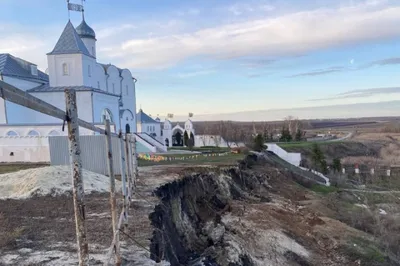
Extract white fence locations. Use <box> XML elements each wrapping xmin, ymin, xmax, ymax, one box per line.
<box><xmin>0</xmin><ymin>136</ymin><xmax>50</xmax><ymax>162</ymax></box>
<box><xmin>49</xmin><ymin>135</ymin><xmax>123</xmax><ymax>175</ymax></box>
<box><xmin>266</xmin><ymin>143</ymin><xmax>301</xmax><ymax>166</ymax></box>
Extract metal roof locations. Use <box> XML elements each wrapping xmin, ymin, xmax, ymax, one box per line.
<box><xmin>137</xmin><ymin>109</ymin><xmax>159</xmax><ymax>124</ymax></box>
<box><xmin>27</xmin><ymin>84</ymin><xmax>120</xmax><ymax>97</ymax></box>
<box><xmin>0</xmin><ymin>54</ymin><xmax>48</xmax><ymax>82</ymax></box>
<box><xmin>47</xmin><ymin>20</ymin><xmax>92</xmax><ymax>57</ymax></box>
<box><xmin>76</xmin><ymin>19</ymin><xmax>96</xmax><ymax>40</ymax></box>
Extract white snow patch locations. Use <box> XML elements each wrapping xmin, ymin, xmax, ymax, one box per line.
<box><xmin>355</xmin><ymin>204</ymin><xmax>368</xmax><ymax>209</ymax></box>
<box><xmin>0</xmin><ymin>166</ymin><xmax>121</xmax><ymax>200</ymax></box>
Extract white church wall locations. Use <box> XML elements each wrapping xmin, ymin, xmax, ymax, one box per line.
<box><xmin>5</xmin><ymin>91</ymin><xmax>93</xmax><ymax>124</ymax></box>
<box><xmin>106</xmin><ymin>65</ymin><xmax>120</xmax><ymax>95</ymax></box>
<box><xmin>0</xmin><ymin>136</ymin><xmax>50</xmax><ymax>162</ymax></box>
<box><xmin>2</xmin><ymin>76</ymin><xmax>42</xmax><ymax>91</ymax></box>
<box><xmin>92</xmin><ymin>92</ymin><xmax>120</xmax><ymax>130</ymax></box>
<box><xmin>95</xmin><ymin>64</ymin><xmax>107</xmax><ymax>91</ymax></box>
<box><xmin>195</xmin><ymin>135</ymin><xmax>228</xmax><ymax>147</ymax></box>
<box><xmin>82</xmin><ymin>55</ymin><xmax>97</xmax><ymax>88</ymax></box>
<box><xmin>81</xmin><ymin>38</ymin><xmax>96</xmax><ymax>58</ymax></box>
<box><xmin>47</xmin><ymin>54</ymin><xmax>84</xmax><ymax>87</ymax></box>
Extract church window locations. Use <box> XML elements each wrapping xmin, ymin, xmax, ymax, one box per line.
<box><xmin>92</xmin><ymin>47</ymin><xmax>95</xmax><ymax>56</ymax></box>
<box><xmin>126</xmin><ymin>85</ymin><xmax>128</xmax><ymax>95</ymax></box>
<box><xmin>112</xmin><ymin>83</ymin><xmax>115</xmax><ymax>93</ymax></box>
<box><xmin>27</xmin><ymin>130</ymin><xmax>40</xmax><ymax>136</ymax></box>
<box><xmin>62</xmin><ymin>63</ymin><xmax>69</xmax><ymax>76</ymax></box>
<box><xmin>101</xmin><ymin>109</ymin><xmax>113</xmax><ymax>123</ymax></box>
<box><xmin>6</xmin><ymin>130</ymin><xmax>19</xmax><ymax>137</ymax></box>
<box><xmin>97</xmin><ymin>81</ymin><xmax>100</xmax><ymax>89</ymax></box>
<box><xmin>88</xmin><ymin>65</ymin><xmax>91</xmax><ymax>77</ymax></box>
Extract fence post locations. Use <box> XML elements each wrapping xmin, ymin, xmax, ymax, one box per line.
<box><xmin>65</xmin><ymin>89</ymin><xmax>89</xmax><ymax>266</ymax></box>
<box><xmin>104</xmin><ymin>119</ymin><xmax>121</xmax><ymax>266</ymax></box>
<box><xmin>131</xmin><ymin>135</ymin><xmax>138</xmax><ymax>189</ymax></box>
<box><xmin>125</xmin><ymin>133</ymin><xmax>133</xmax><ymax>200</ymax></box>
<box><xmin>119</xmin><ymin>131</ymin><xmax>128</xmax><ymax>230</ymax></box>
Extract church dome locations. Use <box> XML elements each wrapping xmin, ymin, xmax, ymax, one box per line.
<box><xmin>76</xmin><ymin>19</ymin><xmax>96</xmax><ymax>39</ymax></box>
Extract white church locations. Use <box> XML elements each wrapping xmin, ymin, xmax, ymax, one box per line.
<box><xmin>0</xmin><ymin>18</ymin><xmax>136</xmax><ymax>135</ymax></box>
<box><xmin>0</xmin><ymin>12</ymin><xmax>175</xmax><ymax>160</ymax></box>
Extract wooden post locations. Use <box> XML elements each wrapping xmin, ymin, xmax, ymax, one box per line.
<box><xmin>131</xmin><ymin>135</ymin><xmax>138</xmax><ymax>189</ymax></box>
<box><xmin>104</xmin><ymin>119</ymin><xmax>121</xmax><ymax>265</ymax></box>
<box><xmin>65</xmin><ymin>89</ymin><xmax>89</xmax><ymax>266</ymax></box>
<box><xmin>125</xmin><ymin>133</ymin><xmax>133</xmax><ymax>200</ymax></box>
<box><xmin>119</xmin><ymin>131</ymin><xmax>129</xmax><ymax>229</ymax></box>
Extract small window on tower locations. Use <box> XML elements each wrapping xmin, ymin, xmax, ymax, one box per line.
<box><xmin>88</xmin><ymin>65</ymin><xmax>91</xmax><ymax>77</ymax></box>
<box><xmin>112</xmin><ymin>83</ymin><xmax>115</xmax><ymax>93</ymax></box>
<box><xmin>92</xmin><ymin>47</ymin><xmax>95</xmax><ymax>56</ymax></box>
<box><xmin>126</xmin><ymin>85</ymin><xmax>128</xmax><ymax>95</ymax></box>
<box><xmin>97</xmin><ymin>81</ymin><xmax>100</xmax><ymax>89</ymax></box>
<box><xmin>62</xmin><ymin>63</ymin><xmax>69</xmax><ymax>76</ymax></box>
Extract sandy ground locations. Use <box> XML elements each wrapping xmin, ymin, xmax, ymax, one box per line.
<box><xmin>0</xmin><ymin>165</ymin><xmax>182</xmax><ymax>266</ymax></box>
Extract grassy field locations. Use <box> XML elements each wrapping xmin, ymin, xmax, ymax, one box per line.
<box><xmin>167</xmin><ymin>146</ymin><xmax>230</xmax><ymax>152</ymax></box>
<box><xmin>138</xmin><ymin>153</ymin><xmax>244</xmax><ymax>167</ymax></box>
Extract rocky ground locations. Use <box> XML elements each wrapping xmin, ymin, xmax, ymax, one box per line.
<box><xmin>1</xmin><ymin>156</ymin><xmax>399</xmax><ymax>266</ymax></box>
<box><xmin>149</xmin><ymin>155</ymin><xmax>400</xmax><ymax>266</ymax></box>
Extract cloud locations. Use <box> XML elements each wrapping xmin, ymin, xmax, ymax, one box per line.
<box><xmin>365</xmin><ymin>57</ymin><xmax>400</xmax><ymax>67</ymax></box>
<box><xmin>289</xmin><ymin>66</ymin><xmax>345</xmax><ymax>77</ymax></box>
<box><xmin>290</xmin><ymin>56</ymin><xmax>400</xmax><ymax>78</ymax></box>
<box><xmin>309</xmin><ymin>87</ymin><xmax>400</xmax><ymax>101</ymax></box>
<box><xmin>104</xmin><ymin>2</ymin><xmax>400</xmax><ymax>69</ymax></box>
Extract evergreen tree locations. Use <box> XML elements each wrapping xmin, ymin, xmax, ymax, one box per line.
<box><xmin>332</xmin><ymin>158</ymin><xmax>342</xmax><ymax>172</ymax></box>
<box><xmin>295</xmin><ymin>129</ymin><xmax>303</xmax><ymax>141</ymax></box>
<box><xmin>253</xmin><ymin>134</ymin><xmax>265</xmax><ymax>152</ymax></box>
<box><xmin>280</xmin><ymin>127</ymin><xmax>292</xmax><ymax>142</ymax></box>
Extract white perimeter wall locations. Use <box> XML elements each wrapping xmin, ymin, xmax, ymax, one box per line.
<box><xmin>266</xmin><ymin>143</ymin><xmax>301</xmax><ymax>166</ymax></box>
<box><xmin>0</xmin><ymin>124</ymin><xmax>116</xmax><ymax>163</ymax></box>
<box><xmin>0</xmin><ymin>136</ymin><xmax>50</xmax><ymax>162</ymax></box>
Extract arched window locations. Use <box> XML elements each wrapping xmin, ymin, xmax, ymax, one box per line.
<box><xmin>112</xmin><ymin>83</ymin><xmax>115</xmax><ymax>93</ymax></box>
<box><xmin>97</xmin><ymin>81</ymin><xmax>100</xmax><ymax>89</ymax></box>
<box><xmin>6</xmin><ymin>130</ymin><xmax>19</xmax><ymax>137</ymax></box>
<box><xmin>48</xmin><ymin>130</ymin><xmax>60</xmax><ymax>136</ymax></box>
<box><xmin>62</xmin><ymin>63</ymin><xmax>69</xmax><ymax>76</ymax></box>
<box><xmin>92</xmin><ymin>47</ymin><xmax>95</xmax><ymax>56</ymax></box>
<box><xmin>126</xmin><ymin>85</ymin><xmax>129</xmax><ymax>96</ymax></box>
<box><xmin>101</xmin><ymin>109</ymin><xmax>113</xmax><ymax>123</ymax></box>
<box><xmin>27</xmin><ymin>130</ymin><xmax>40</xmax><ymax>136</ymax></box>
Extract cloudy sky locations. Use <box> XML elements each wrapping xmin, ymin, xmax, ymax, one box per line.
<box><xmin>1</xmin><ymin>0</ymin><xmax>400</xmax><ymax>120</ymax></box>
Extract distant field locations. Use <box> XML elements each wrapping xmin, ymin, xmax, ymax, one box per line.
<box><xmin>309</xmin><ymin>121</ymin><xmax>378</xmax><ymax>129</ymax></box>
<box><xmin>278</xmin><ymin>141</ymin><xmax>343</xmax><ymax>149</ymax></box>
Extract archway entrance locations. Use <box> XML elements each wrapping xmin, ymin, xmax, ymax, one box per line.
<box><xmin>172</xmin><ymin>131</ymin><xmax>183</xmax><ymax>146</ymax></box>
<box><xmin>125</xmin><ymin>123</ymin><xmax>131</xmax><ymax>133</ymax></box>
